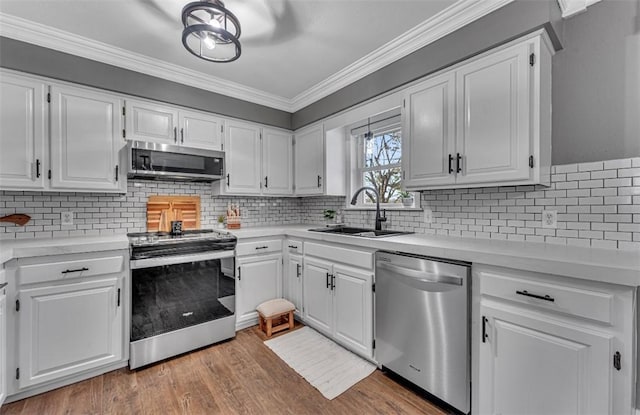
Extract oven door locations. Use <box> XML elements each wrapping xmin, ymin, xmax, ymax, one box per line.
<box><xmin>130</xmin><ymin>251</ymin><xmax>235</xmax><ymax>343</ymax></box>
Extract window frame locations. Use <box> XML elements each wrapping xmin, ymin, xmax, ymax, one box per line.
<box><xmin>351</xmin><ymin>122</ymin><xmax>419</xmax><ymax>209</ymax></box>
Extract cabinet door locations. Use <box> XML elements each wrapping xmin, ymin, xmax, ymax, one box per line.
<box><xmin>125</xmin><ymin>100</ymin><xmax>179</xmax><ymax>144</ymax></box>
<box><xmin>262</xmin><ymin>128</ymin><xmax>293</xmax><ymax>195</ymax></box>
<box><xmin>332</xmin><ymin>265</ymin><xmax>373</xmax><ymax>358</ymax></box>
<box><xmin>402</xmin><ymin>73</ymin><xmax>456</xmax><ymax>189</ymax></box>
<box><xmin>18</xmin><ymin>277</ymin><xmax>123</xmax><ymax>388</ymax></box>
<box><xmin>236</xmin><ymin>254</ymin><xmax>282</xmax><ymax>326</ymax></box>
<box><xmin>479</xmin><ymin>304</ymin><xmax>612</xmax><ymax>415</ymax></box>
<box><xmin>302</xmin><ymin>258</ymin><xmax>333</xmax><ymax>336</ymax></box>
<box><xmin>224</xmin><ymin>120</ymin><xmax>261</xmax><ymax>194</ymax></box>
<box><xmin>179</xmin><ymin>109</ymin><xmax>223</xmax><ymax>151</ymax></box>
<box><xmin>50</xmin><ymin>85</ymin><xmax>124</xmax><ymax>192</ymax></box>
<box><xmin>0</xmin><ymin>73</ymin><xmax>47</xmax><ymax>190</ymax></box>
<box><xmin>0</xmin><ymin>289</ymin><xmax>5</xmax><ymax>406</ymax></box>
<box><xmin>294</xmin><ymin>125</ymin><xmax>324</xmax><ymax>195</ymax></box>
<box><xmin>285</xmin><ymin>254</ymin><xmax>303</xmax><ymax>315</ymax></box>
<box><xmin>456</xmin><ymin>42</ymin><xmax>532</xmax><ymax>185</ymax></box>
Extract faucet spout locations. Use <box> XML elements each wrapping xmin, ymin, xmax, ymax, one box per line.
<box><xmin>350</xmin><ymin>186</ymin><xmax>387</xmax><ymax>230</ymax></box>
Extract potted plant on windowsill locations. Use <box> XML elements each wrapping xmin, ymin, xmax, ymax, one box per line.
<box><xmin>399</xmin><ymin>191</ymin><xmax>414</xmax><ymax>207</ymax></box>
<box><xmin>323</xmin><ymin>209</ymin><xmax>336</xmax><ymax>224</ymax></box>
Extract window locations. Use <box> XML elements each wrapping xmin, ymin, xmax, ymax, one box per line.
<box><xmin>348</xmin><ymin>109</ymin><xmax>418</xmax><ymax>209</ymax></box>
<box><xmin>359</xmin><ymin>126</ymin><xmax>403</xmax><ymax>205</ymax></box>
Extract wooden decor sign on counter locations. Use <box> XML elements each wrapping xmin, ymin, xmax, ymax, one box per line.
<box><xmin>147</xmin><ymin>196</ymin><xmax>201</xmax><ymax>232</ymax></box>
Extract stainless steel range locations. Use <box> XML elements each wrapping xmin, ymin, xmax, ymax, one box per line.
<box><xmin>128</xmin><ymin>229</ymin><xmax>236</xmax><ymax>369</ymax></box>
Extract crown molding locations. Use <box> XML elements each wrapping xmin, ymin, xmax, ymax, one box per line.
<box><xmin>0</xmin><ymin>12</ymin><xmax>293</xmax><ymax>111</ymax></box>
<box><xmin>0</xmin><ymin>0</ymin><xmax>514</xmax><ymax>113</ymax></box>
<box><xmin>556</xmin><ymin>0</ymin><xmax>601</xmax><ymax>18</ymax></box>
<box><xmin>289</xmin><ymin>0</ymin><xmax>514</xmax><ymax>112</ymax></box>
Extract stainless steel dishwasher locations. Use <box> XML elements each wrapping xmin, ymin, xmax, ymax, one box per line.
<box><xmin>375</xmin><ymin>251</ymin><xmax>470</xmax><ymax>414</ymax></box>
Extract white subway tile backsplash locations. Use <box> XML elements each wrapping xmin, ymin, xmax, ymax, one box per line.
<box><xmin>2</xmin><ymin>157</ymin><xmax>639</xmax><ymax>251</ymax></box>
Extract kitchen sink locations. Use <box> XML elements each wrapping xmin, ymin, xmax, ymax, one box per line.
<box><xmin>308</xmin><ymin>226</ymin><xmax>413</xmax><ymax>238</ymax></box>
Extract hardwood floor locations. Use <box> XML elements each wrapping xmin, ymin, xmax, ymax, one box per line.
<box><xmin>1</xmin><ymin>324</ymin><xmax>448</xmax><ymax>415</ymax></box>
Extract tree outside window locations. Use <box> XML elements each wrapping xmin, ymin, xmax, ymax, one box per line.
<box><xmin>360</xmin><ymin>127</ymin><xmax>403</xmax><ymax>204</ymax></box>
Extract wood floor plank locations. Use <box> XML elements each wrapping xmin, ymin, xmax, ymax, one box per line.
<box><xmin>1</xmin><ymin>325</ymin><xmax>448</xmax><ymax>415</ymax></box>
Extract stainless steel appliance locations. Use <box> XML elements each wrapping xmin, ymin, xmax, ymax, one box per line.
<box><xmin>127</xmin><ymin>140</ymin><xmax>224</xmax><ymax>182</ymax></box>
<box><xmin>375</xmin><ymin>251</ymin><xmax>471</xmax><ymax>414</ymax></box>
<box><xmin>128</xmin><ymin>229</ymin><xmax>236</xmax><ymax>369</ymax></box>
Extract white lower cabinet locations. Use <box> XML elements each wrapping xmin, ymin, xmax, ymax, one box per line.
<box><xmin>475</xmin><ymin>265</ymin><xmax>635</xmax><ymax>415</ymax></box>
<box><xmin>285</xmin><ymin>254</ymin><xmax>303</xmax><ymax>316</ymax></box>
<box><xmin>302</xmin><ymin>245</ymin><xmax>373</xmax><ymax>359</ymax></box>
<box><xmin>7</xmin><ymin>251</ymin><xmax>128</xmax><ymax>398</ymax></box>
<box><xmin>236</xmin><ymin>241</ymin><xmax>282</xmax><ymax>330</ymax></box>
<box><xmin>302</xmin><ymin>258</ymin><xmax>333</xmax><ymax>335</ymax></box>
<box><xmin>479</xmin><ymin>302</ymin><xmax>612</xmax><ymax>415</ymax></box>
<box><xmin>18</xmin><ymin>277</ymin><xmax>123</xmax><ymax>388</ymax></box>
<box><xmin>0</xmin><ymin>269</ymin><xmax>6</xmax><ymax>406</ymax></box>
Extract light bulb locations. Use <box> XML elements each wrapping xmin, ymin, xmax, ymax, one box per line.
<box><xmin>203</xmin><ymin>35</ymin><xmax>216</xmax><ymax>50</ymax></box>
<box><xmin>209</xmin><ymin>18</ymin><xmax>221</xmax><ymax>29</ymax></box>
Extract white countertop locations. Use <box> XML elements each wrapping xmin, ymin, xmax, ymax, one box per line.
<box><xmin>0</xmin><ymin>234</ymin><xmax>130</xmax><ymax>265</ymax></box>
<box><xmin>229</xmin><ymin>225</ymin><xmax>640</xmax><ymax>287</ymax></box>
<box><xmin>1</xmin><ymin>226</ymin><xmax>637</xmax><ymax>286</ymax></box>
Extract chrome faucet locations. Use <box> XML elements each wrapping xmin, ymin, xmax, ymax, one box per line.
<box><xmin>350</xmin><ymin>186</ymin><xmax>387</xmax><ymax>230</ymax></box>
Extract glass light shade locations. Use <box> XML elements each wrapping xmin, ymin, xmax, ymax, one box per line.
<box><xmin>181</xmin><ymin>0</ymin><xmax>241</xmax><ymax>63</ymax></box>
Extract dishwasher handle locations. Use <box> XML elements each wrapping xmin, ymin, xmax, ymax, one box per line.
<box><xmin>377</xmin><ymin>261</ymin><xmax>463</xmax><ymax>290</ymax></box>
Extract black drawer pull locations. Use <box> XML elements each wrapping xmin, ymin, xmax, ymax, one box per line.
<box><xmin>448</xmin><ymin>154</ymin><xmax>454</xmax><ymax>174</ymax></box>
<box><xmin>516</xmin><ymin>290</ymin><xmax>554</xmax><ymax>302</ymax></box>
<box><xmin>255</xmin><ymin>246</ymin><xmax>269</xmax><ymax>250</ymax></box>
<box><xmin>326</xmin><ymin>272</ymin><xmax>331</xmax><ymax>288</ymax></box>
<box><xmin>61</xmin><ymin>267</ymin><xmax>89</xmax><ymax>274</ymax></box>
<box><xmin>288</xmin><ymin>245</ymin><xmax>298</xmax><ymax>249</ymax></box>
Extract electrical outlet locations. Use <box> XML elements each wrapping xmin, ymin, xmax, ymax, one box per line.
<box><xmin>424</xmin><ymin>208</ymin><xmax>433</xmax><ymax>224</ymax></box>
<box><xmin>61</xmin><ymin>211</ymin><xmax>74</xmax><ymax>226</ymax></box>
<box><xmin>542</xmin><ymin>210</ymin><xmax>557</xmax><ymax>229</ymax></box>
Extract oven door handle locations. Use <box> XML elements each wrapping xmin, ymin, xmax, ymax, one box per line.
<box><xmin>131</xmin><ymin>250</ymin><xmax>234</xmax><ymax>269</ymax></box>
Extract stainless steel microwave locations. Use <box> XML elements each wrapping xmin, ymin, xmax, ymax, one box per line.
<box><xmin>127</xmin><ymin>140</ymin><xmax>224</xmax><ymax>182</ymax></box>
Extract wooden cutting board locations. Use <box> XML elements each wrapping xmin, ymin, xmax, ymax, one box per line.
<box><xmin>147</xmin><ymin>196</ymin><xmax>200</xmax><ymax>232</ymax></box>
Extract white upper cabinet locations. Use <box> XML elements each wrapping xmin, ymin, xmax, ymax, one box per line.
<box><xmin>455</xmin><ymin>42</ymin><xmax>532</xmax><ymax>185</ymax></box>
<box><xmin>50</xmin><ymin>85</ymin><xmax>124</xmax><ymax>192</ymax></box>
<box><xmin>0</xmin><ymin>70</ymin><xmax>126</xmax><ymax>193</ymax></box>
<box><xmin>125</xmin><ymin>100</ymin><xmax>179</xmax><ymax>145</ymax></box>
<box><xmin>402</xmin><ymin>73</ymin><xmax>456</xmax><ymax>188</ymax></box>
<box><xmin>178</xmin><ymin>109</ymin><xmax>223</xmax><ymax>151</ymax></box>
<box><xmin>402</xmin><ymin>31</ymin><xmax>553</xmax><ymax>190</ymax></box>
<box><xmin>223</xmin><ymin>120</ymin><xmax>262</xmax><ymax>194</ymax></box>
<box><xmin>125</xmin><ymin>100</ymin><xmax>224</xmax><ymax>151</ymax></box>
<box><xmin>0</xmin><ymin>73</ymin><xmax>47</xmax><ymax>190</ymax></box>
<box><xmin>294</xmin><ymin>124</ymin><xmax>325</xmax><ymax>195</ymax></box>
<box><xmin>214</xmin><ymin>121</ymin><xmax>294</xmax><ymax>196</ymax></box>
<box><xmin>262</xmin><ymin>128</ymin><xmax>293</xmax><ymax>195</ymax></box>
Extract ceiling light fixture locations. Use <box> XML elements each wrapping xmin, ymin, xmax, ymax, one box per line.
<box><xmin>181</xmin><ymin>0</ymin><xmax>241</xmax><ymax>63</ymax></box>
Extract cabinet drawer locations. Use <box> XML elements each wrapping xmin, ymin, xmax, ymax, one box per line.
<box><xmin>18</xmin><ymin>255</ymin><xmax>125</xmax><ymax>285</ymax></box>
<box><xmin>285</xmin><ymin>240</ymin><xmax>302</xmax><ymax>255</ymax></box>
<box><xmin>480</xmin><ymin>270</ymin><xmax>613</xmax><ymax>324</ymax></box>
<box><xmin>305</xmin><ymin>242</ymin><xmax>373</xmax><ymax>269</ymax></box>
<box><xmin>236</xmin><ymin>239</ymin><xmax>282</xmax><ymax>256</ymax></box>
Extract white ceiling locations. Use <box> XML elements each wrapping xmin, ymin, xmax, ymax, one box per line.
<box><xmin>0</xmin><ymin>0</ymin><xmax>511</xmax><ymax>111</ymax></box>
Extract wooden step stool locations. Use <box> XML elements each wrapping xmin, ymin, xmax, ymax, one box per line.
<box><xmin>257</xmin><ymin>298</ymin><xmax>295</xmax><ymax>338</ymax></box>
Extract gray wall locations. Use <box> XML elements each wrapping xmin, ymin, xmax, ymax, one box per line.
<box><xmin>552</xmin><ymin>0</ymin><xmax>640</xmax><ymax>164</ymax></box>
<box><xmin>0</xmin><ymin>37</ymin><xmax>292</xmax><ymax>129</ymax></box>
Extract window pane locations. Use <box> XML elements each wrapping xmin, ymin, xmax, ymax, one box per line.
<box><xmin>362</xmin><ymin>168</ymin><xmax>402</xmax><ymax>204</ymax></box>
<box><xmin>364</xmin><ymin>130</ymin><xmax>401</xmax><ymax>168</ymax></box>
